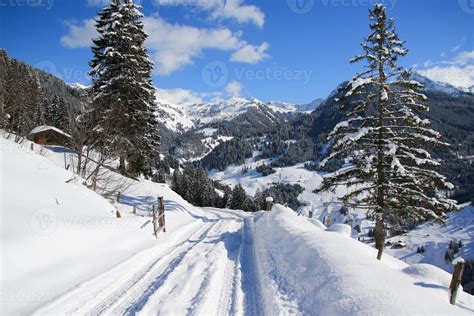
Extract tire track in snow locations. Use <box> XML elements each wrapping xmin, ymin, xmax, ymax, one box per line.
<box><xmin>34</xmin><ymin>208</ymin><xmax>265</xmax><ymax>316</ymax></box>
<box><xmin>128</xmin><ymin>217</ymin><xmax>242</xmax><ymax>315</ymax></box>
<box><xmin>32</xmin><ymin>220</ymin><xmax>210</xmax><ymax>315</ymax></box>
<box><xmin>102</xmin><ymin>220</ymin><xmax>222</xmax><ymax>315</ymax></box>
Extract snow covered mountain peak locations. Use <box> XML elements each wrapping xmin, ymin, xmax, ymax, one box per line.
<box><xmin>154</xmin><ymin>91</ymin><xmax>319</xmax><ymax>132</ymax></box>
<box><xmin>411</xmin><ymin>72</ymin><xmax>472</xmax><ymax>96</ymax></box>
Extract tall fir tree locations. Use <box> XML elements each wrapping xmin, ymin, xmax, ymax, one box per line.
<box><xmin>89</xmin><ymin>0</ymin><xmax>158</xmax><ymax>176</ymax></box>
<box><xmin>315</xmin><ymin>4</ymin><xmax>456</xmax><ymax>259</ymax></box>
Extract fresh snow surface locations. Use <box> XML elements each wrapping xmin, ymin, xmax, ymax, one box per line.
<box><xmin>210</xmin><ymin>157</ymin><xmax>474</xmax><ymax>276</ymax></box>
<box><xmin>2</xmin><ymin>135</ymin><xmax>473</xmax><ymax>315</ymax></box>
<box><xmin>254</xmin><ymin>204</ymin><xmax>473</xmax><ymax>315</ymax></box>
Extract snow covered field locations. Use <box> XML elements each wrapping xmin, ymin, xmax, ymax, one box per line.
<box><xmin>1</xmin><ymin>135</ymin><xmax>473</xmax><ymax>315</ymax></box>
<box><xmin>210</xmin><ymin>158</ymin><xmax>474</xmax><ymax>276</ymax></box>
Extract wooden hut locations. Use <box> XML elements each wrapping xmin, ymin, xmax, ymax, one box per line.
<box><xmin>29</xmin><ymin>126</ymin><xmax>71</xmax><ymax>146</ymax></box>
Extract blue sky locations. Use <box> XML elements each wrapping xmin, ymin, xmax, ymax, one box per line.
<box><xmin>1</xmin><ymin>0</ymin><xmax>472</xmax><ymax>104</ymax></box>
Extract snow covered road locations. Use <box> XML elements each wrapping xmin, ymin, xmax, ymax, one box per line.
<box><xmin>33</xmin><ymin>208</ymin><xmax>265</xmax><ymax>316</ymax></box>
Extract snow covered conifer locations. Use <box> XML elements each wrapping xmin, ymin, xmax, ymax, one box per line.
<box><xmin>229</xmin><ymin>184</ymin><xmax>247</xmax><ymax>210</ymax></box>
<box><xmin>89</xmin><ymin>0</ymin><xmax>158</xmax><ymax>176</ymax></box>
<box><xmin>315</xmin><ymin>4</ymin><xmax>456</xmax><ymax>259</ymax></box>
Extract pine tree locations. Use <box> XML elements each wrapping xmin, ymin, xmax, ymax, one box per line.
<box><xmin>315</xmin><ymin>4</ymin><xmax>456</xmax><ymax>260</ymax></box>
<box><xmin>229</xmin><ymin>184</ymin><xmax>247</xmax><ymax>210</ymax></box>
<box><xmin>89</xmin><ymin>0</ymin><xmax>158</xmax><ymax>176</ymax></box>
<box><xmin>221</xmin><ymin>186</ymin><xmax>232</xmax><ymax>209</ymax></box>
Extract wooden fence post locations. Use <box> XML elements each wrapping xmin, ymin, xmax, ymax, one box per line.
<box><xmin>133</xmin><ymin>205</ymin><xmax>136</xmax><ymax>215</ymax></box>
<box><xmin>265</xmin><ymin>197</ymin><xmax>273</xmax><ymax>211</ymax></box>
<box><xmin>117</xmin><ymin>192</ymin><xmax>121</xmax><ymax>203</ymax></box>
<box><xmin>158</xmin><ymin>196</ymin><xmax>166</xmax><ymax>233</ymax></box>
<box><xmin>450</xmin><ymin>258</ymin><xmax>465</xmax><ymax>305</ymax></box>
<box><xmin>152</xmin><ymin>204</ymin><xmax>158</xmax><ymax>238</ymax></box>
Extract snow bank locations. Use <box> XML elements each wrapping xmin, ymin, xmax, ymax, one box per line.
<box><xmin>326</xmin><ymin>223</ymin><xmax>352</xmax><ymax>237</ymax></box>
<box><xmin>0</xmin><ymin>136</ymin><xmax>201</xmax><ymax>315</ymax></box>
<box><xmin>253</xmin><ymin>204</ymin><xmax>473</xmax><ymax>315</ymax></box>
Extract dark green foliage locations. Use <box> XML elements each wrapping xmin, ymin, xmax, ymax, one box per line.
<box><xmin>200</xmin><ymin>137</ymin><xmax>254</xmax><ymax>171</ymax></box>
<box><xmin>445</xmin><ymin>250</ymin><xmax>454</xmax><ymax>263</ymax></box>
<box><xmin>315</xmin><ymin>5</ymin><xmax>456</xmax><ymax>237</ymax></box>
<box><xmin>259</xmin><ymin>183</ymin><xmax>304</xmax><ymax>211</ymax></box>
<box><xmin>256</xmin><ymin>164</ymin><xmax>276</xmax><ymax>176</ymax></box>
<box><xmin>416</xmin><ymin>245</ymin><xmax>425</xmax><ymax>253</ymax></box>
<box><xmin>170</xmin><ymin>164</ymin><xmax>229</xmax><ymax>208</ymax></box>
<box><xmin>209</xmin><ymin>106</ymin><xmax>288</xmax><ymax>137</ymax></box>
<box><xmin>0</xmin><ymin>49</ymin><xmax>86</xmax><ymax>136</ymax></box>
<box><xmin>229</xmin><ymin>184</ymin><xmax>247</xmax><ymax>210</ymax></box>
<box><xmin>88</xmin><ymin>1</ymin><xmax>158</xmax><ymax>176</ymax></box>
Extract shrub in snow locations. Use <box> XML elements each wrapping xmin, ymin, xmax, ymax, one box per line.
<box><xmin>453</xmin><ymin>243</ymin><xmax>460</xmax><ymax>255</ymax></box>
<box><xmin>445</xmin><ymin>250</ymin><xmax>454</xmax><ymax>263</ymax></box>
<box><xmin>367</xmin><ymin>228</ymin><xmax>374</xmax><ymax>238</ymax></box>
<box><xmin>354</xmin><ymin>224</ymin><xmax>361</xmax><ymax>233</ymax></box>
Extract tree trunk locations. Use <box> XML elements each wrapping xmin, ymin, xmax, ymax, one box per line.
<box><xmin>374</xmin><ymin>217</ymin><xmax>386</xmax><ymax>260</ymax></box>
<box><xmin>119</xmin><ymin>156</ymin><xmax>126</xmax><ymax>175</ymax></box>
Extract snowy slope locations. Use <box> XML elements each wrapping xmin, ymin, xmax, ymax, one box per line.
<box><xmin>0</xmin><ymin>136</ymin><xmax>204</xmax><ymax>315</ymax></box>
<box><xmin>385</xmin><ymin>205</ymin><xmax>474</xmax><ymax>272</ymax></box>
<box><xmin>3</xmin><ymin>135</ymin><xmax>473</xmax><ymax>315</ymax></box>
<box><xmin>254</xmin><ymin>204</ymin><xmax>474</xmax><ymax>315</ymax></box>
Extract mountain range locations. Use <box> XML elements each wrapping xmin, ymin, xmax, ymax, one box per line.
<box><xmin>2</xmin><ymin>49</ymin><xmax>473</xmax><ymax>202</ymax></box>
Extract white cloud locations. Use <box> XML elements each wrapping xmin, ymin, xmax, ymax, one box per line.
<box><xmin>230</xmin><ymin>42</ymin><xmax>269</xmax><ymax>64</ymax></box>
<box><xmin>211</xmin><ymin>0</ymin><xmax>265</xmax><ymax>28</ymax></box>
<box><xmin>224</xmin><ymin>81</ymin><xmax>243</xmax><ymax>97</ymax></box>
<box><xmin>143</xmin><ymin>16</ymin><xmax>245</xmax><ymax>74</ymax></box>
<box><xmin>156</xmin><ymin>0</ymin><xmax>265</xmax><ymax>28</ymax></box>
<box><xmin>156</xmin><ymin>87</ymin><xmax>224</xmax><ymax>105</ymax></box>
<box><xmin>60</xmin><ymin>19</ymin><xmax>97</xmax><ymax>48</ymax></box>
<box><xmin>156</xmin><ymin>87</ymin><xmax>205</xmax><ymax>105</ymax></box>
<box><xmin>455</xmin><ymin>51</ymin><xmax>474</xmax><ymax>65</ymax></box>
<box><xmin>61</xmin><ymin>16</ymin><xmax>269</xmax><ymax>75</ymax></box>
<box><xmin>418</xmin><ymin>50</ymin><xmax>474</xmax><ymax>89</ymax></box>
<box><xmin>419</xmin><ymin>65</ymin><xmax>474</xmax><ymax>89</ymax></box>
